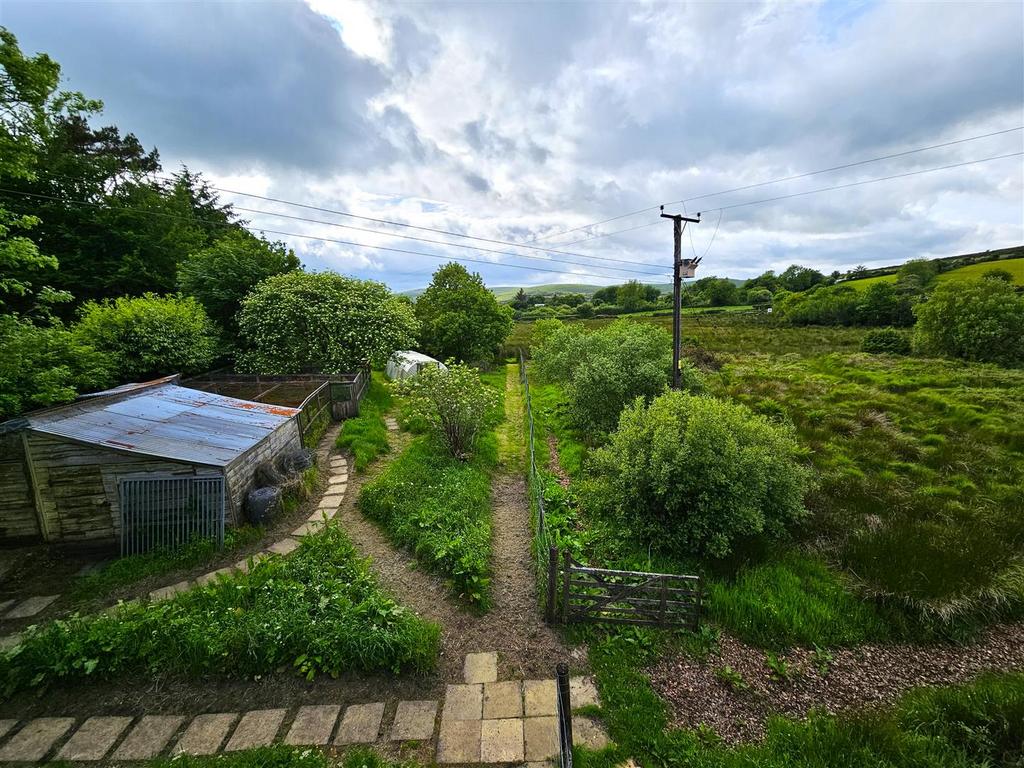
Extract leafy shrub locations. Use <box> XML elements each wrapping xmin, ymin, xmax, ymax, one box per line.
<box><xmin>0</xmin><ymin>525</ymin><xmax>439</xmax><ymax>697</ymax></box>
<box><xmin>533</xmin><ymin>319</ymin><xmax>688</xmax><ymax>434</ymax></box>
<box><xmin>359</xmin><ymin>437</ymin><xmax>493</xmax><ymax>609</ymax></box>
<box><xmin>414</xmin><ymin>262</ymin><xmax>514</xmax><ymax>363</ymax></box>
<box><xmin>336</xmin><ymin>374</ymin><xmax>391</xmax><ymax>471</ymax></box>
<box><xmin>393</xmin><ymin>362</ymin><xmax>498</xmax><ymax>459</ymax></box>
<box><xmin>0</xmin><ymin>314</ymin><xmax>112</xmax><ymax>419</ymax></box>
<box><xmin>177</xmin><ymin>230</ymin><xmax>299</xmax><ymax>339</ymax></box>
<box><xmin>72</xmin><ymin>293</ymin><xmax>218</xmax><ymax>381</ymax></box>
<box><xmin>778</xmin><ymin>283</ymin><xmax>914</xmax><ymax>327</ymax></box>
<box><xmin>913</xmin><ymin>278</ymin><xmax>1024</xmax><ymax>365</ymax></box>
<box><xmin>588</xmin><ymin>391</ymin><xmax>811</xmax><ymax>558</ymax></box>
<box><xmin>236</xmin><ymin>271</ymin><xmax>418</xmax><ymax>374</ymax></box>
<box><xmin>860</xmin><ymin>327</ymin><xmax>912</xmax><ymax>355</ymax></box>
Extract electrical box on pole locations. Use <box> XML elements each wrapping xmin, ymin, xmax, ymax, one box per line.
<box><xmin>660</xmin><ymin>205</ymin><xmax>700</xmax><ymax>390</ymax></box>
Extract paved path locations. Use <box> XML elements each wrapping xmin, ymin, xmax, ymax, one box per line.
<box><xmin>0</xmin><ymin>652</ymin><xmax>608</xmax><ymax>764</ymax></box>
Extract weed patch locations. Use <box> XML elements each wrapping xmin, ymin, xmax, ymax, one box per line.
<box><xmin>359</xmin><ymin>436</ymin><xmax>495</xmax><ymax>610</ymax></box>
<box><xmin>337</xmin><ymin>373</ymin><xmax>392</xmax><ymax>471</ymax></box>
<box><xmin>1</xmin><ymin>525</ymin><xmax>439</xmax><ymax>698</ymax></box>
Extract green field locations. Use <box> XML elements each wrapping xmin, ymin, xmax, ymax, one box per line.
<box><xmin>841</xmin><ymin>257</ymin><xmax>1024</xmax><ymax>290</ymax></box>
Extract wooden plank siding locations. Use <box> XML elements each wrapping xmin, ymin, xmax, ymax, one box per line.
<box><xmin>0</xmin><ymin>434</ymin><xmax>39</xmax><ymax>541</ymax></box>
<box><xmin>224</xmin><ymin>419</ymin><xmax>302</xmax><ymax>524</ymax></box>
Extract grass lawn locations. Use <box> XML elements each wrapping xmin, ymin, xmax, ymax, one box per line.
<box><xmin>0</xmin><ymin>524</ymin><xmax>439</xmax><ymax>698</ymax></box>
<box><xmin>840</xmin><ymin>257</ymin><xmax>1024</xmax><ymax>290</ymax></box>
<box><xmin>336</xmin><ymin>372</ymin><xmax>392</xmax><ymax>471</ymax></box>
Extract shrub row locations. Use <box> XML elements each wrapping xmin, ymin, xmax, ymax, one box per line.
<box><xmin>359</xmin><ymin>436</ymin><xmax>494</xmax><ymax>609</ymax></box>
<box><xmin>0</xmin><ymin>525</ymin><xmax>439</xmax><ymax>698</ymax></box>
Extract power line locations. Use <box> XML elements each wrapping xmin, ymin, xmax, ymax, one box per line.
<box><xmin>0</xmin><ymin>186</ymin><xmax>667</xmax><ymax>282</ymax></box>
<box><xmin>529</xmin><ymin>125</ymin><xmax>1024</xmax><ymax>243</ymax></box>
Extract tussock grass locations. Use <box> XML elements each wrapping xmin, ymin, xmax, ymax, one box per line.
<box><xmin>336</xmin><ymin>372</ymin><xmax>392</xmax><ymax>471</ymax></box>
<box><xmin>359</xmin><ymin>435</ymin><xmax>495</xmax><ymax>610</ymax></box>
<box><xmin>0</xmin><ymin>525</ymin><xmax>439</xmax><ymax>698</ymax></box>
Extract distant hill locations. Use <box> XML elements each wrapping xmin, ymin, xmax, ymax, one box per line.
<box><xmin>840</xmin><ymin>246</ymin><xmax>1024</xmax><ymax>289</ymax></box>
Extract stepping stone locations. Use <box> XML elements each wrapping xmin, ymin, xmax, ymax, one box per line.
<box><xmin>149</xmin><ymin>581</ymin><xmax>190</xmax><ymax>602</ymax></box>
<box><xmin>268</xmin><ymin>538</ymin><xmax>300</xmax><ymax>556</ymax></box>
<box><xmin>57</xmin><ymin>716</ymin><xmax>132</xmax><ymax>761</ymax></box>
<box><xmin>225</xmin><ymin>709</ymin><xmax>286</xmax><ymax>751</ymax></box>
<box><xmin>0</xmin><ymin>635</ymin><xmax>22</xmax><ymax>652</ymax></box>
<box><xmin>481</xmin><ymin>718</ymin><xmax>524</xmax><ymax>763</ymax></box>
<box><xmin>572</xmin><ymin>716</ymin><xmax>610</xmax><ymax>750</ymax></box>
<box><xmin>285</xmin><ymin>705</ymin><xmax>340</xmax><ymax>745</ymax></box>
<box><xmin>436</xmin><ymin>719</ymin><xmax>481</xmax><ymax>764</ymax></box>
<box><xmin>328</xmin><ymin>475</ymin><xmax>348</xmax><ymax>486</ymax></box>
<box><xmin>292</xmin><ymin>521</ymin><xmax>322</xmax><ymax>538</ymax></box>
<box><xmin>0</xmin><ymin>717</ymin><xmax>75</xmax><ymax>762</ymax></box>
<box><xmin>443</xmin><ymin>683</ymin><xmax>483</xmax><ymax>721</ymax></box>
<box><xmin>112</xmin><ymin>716</ymin><xmax>185</xmax><ymax>760</ymax></box>
<box><xmin>0</xmin><ymin>721</ymin><xmax>14</xmax><ymax>741</ymax></box>
<box><xmin>0</xmin><ymin>600</ymin><xmax>15</xmax><ymax>616</ymax></box>
<box><xmin>4</xmin><ymin>595</ymin><xmax>59</xmax><ymax>619</ymax></box>
<box><xmin>172</xmin><ymin>713</ymin><xmax>237</xmax><ymax>755</ymax></box>
<box><xmin>524</xmin><ymin>679</ymin><xmax>557</xmax><ymax>717</ymax></box>
<box><xmin>570</xmin><ymin>676</ymin><xmax>600</xmax><ymax>708</ymax></box>
<box><xmin>464</xmin><ymin>651</ymin><xmax>498</xmax><ymax>684</ymax></box>
<box><xmin>335</xmin><ymin>702</ymin><xmax>385</xmax><ymax>744</ymax></box>
<box><xmin>390</xmin><ymin>700</ymin><xmax>437</xmax><ymax>741</ymax></box>
<box><xmin>524</xmin><ymin>716</ymin><xmax>558</xmax><ymax>761</ymax></box>
<box><xmin>196</xmin><ymin>567</ymin><xmax>234</xmax><ymax>587</ymax></box>
<box><xmin>483</xmin><ymin>680</ymin><xmax>523</xmax><ymax>719</ymax></box>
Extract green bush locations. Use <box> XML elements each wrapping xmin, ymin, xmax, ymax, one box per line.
<box><xmin>414</xmin><ymin>262</ymin><xmax>514</xmax><ymax>363</ymax></box>
<box><xmin>336</xmin><ymin>374</ymin><xmax>391</xmax><ymax>471</ymax></box>
<box><xmin>533</xmin><ymin>319</ymin><xmax>687</xmax><ymax>434</ymax></box>
<box><xmin>0</xmin><ymin>524</ymin><xmax>439</xmax><ymax>697</ymax></box>
<box><xmin>359</xmin><ymin>436</ymin><xmax>493</xmax><ymax>609</ymax></box>
<box><xmin>393</xmin><ymin>362</ymin><xmax>498</xmax><ymax>459</ymax></box>
<box><xmin>236</xmin><ymin>271</ymin><xmax>418</xmax><ymax>374</ymax></box>
<box><xmin>860</xmin><ymin>327</ymin><xmax>912</xmax><ymax>355</ymax></box>
<box><xmin>72</xmin><ymin>293</ymin><xmax>218</xmax><ymax>381</ymax></box>
<box><xmin>913</xmin><ymin>278</ymin><xmax>1024</xmax><ymax>365</ymax></box>
<box><xmin>588</xmin><ymin>392</ymin><xmax>811</xmax><ymax>558</ymax></box>
<box><xmin>0</xmin><ymin>314</ymin><xmax>112</xmax><ymax>419</ymax></box>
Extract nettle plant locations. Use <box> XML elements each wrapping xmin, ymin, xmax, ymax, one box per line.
<box><xmin>394</xmin><ymin>362</ymin><xmax>498</xmax><ymax>459</ymax></box>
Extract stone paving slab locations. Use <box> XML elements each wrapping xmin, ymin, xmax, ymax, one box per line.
<box><xmin>524</xmin><ymin>716</ymin><xmax>558</xmax><ymax>761</ymax></box>
<box><xmin>328</xmin><ymin>475</ymin><xmax>349</xmax><ymax>486</ymax></box>
<box><xmin>572</xmin><ymin>716</ymin><xmax>610</xmax><ymax>750</ymax></box>
<box><xmin>464</xmin><ymin>651</ymin><xmax>498</xmax><ymax>684</ymax></box>
<box><xmin>225</xmin><ymin>709</ymin><xmax>286</xmax><ymax>751</ymax></box>
<box><xmin>292</xmin><ymin>521</ymin><xmax>323</xmax><ymax>538</ymax></box>
<box><xmin>0</xmin><ymin>600</ymin><xmax>14</xmax><ymax>616</ymax></box>
<box><xmin>483</xmin><ymin>680</ymin><xmax>523</xmax><ymax>719</ymax></box>
<box><xmin>150</xmin><ymin>581</ymin><xmax>190</xmax><ymax>602</ymax></box>
<box><xmin>0</xmin><ymin>635</ymin><xmax>21</xmax><ymax>652</ymax></box>
<box><xmin>389</xmin><ymin>700</ymin><xmax>437</xmax><ymax>741</ymax></box>
<box><xmin>570</xmin><ymin>676</ymin><xmax>600</xmax><ymax>708</ymax></box>
<box><xmin>172</xmin><ymin>713</ymin><xmax>237</xmax><ymax>755</ymax></box>
<box><xmin>524</xmin><ymin>679</ymin><xmax>557</xmax><ymax>717</ymax></box>
<box><xmin>436</xmin><ymin>718</ymin><xmax>481</xmax><ymax>764</ymax></box>
<box><xmin>0</xmin><ymin>717</ymin><xmax>75</xmax><ymax>762</ymax></box>
<box><xmin>196</xmin><ymin>567</ymin><xmax>235</xmax><ymax>587</ymax></box>
<box><xmin>285</xmin><ymin>705</ymin><xmax>340</xmax><ymax>745</ymax></box>
<box><xmin>57</xmin><ymin>716</ymin><xmax>133</xmax><ymax>761</ymax></box>
<box><xmin>4</xmin><ymin>594</ymin><xmax>59</xmax><ymax>619</ymax></box>
<box><xmin>443</xmin><ymin>683</ymin><xmax>483</xmax><ymax>721</ymax></box>
<box><xmin>335</xmin><ymin>702</ymin><xmax>385</xmax><ymax>744</ymax></box>
<box><xmin>268</xmin><ymin>538</ymin><xmax>300</xmax><ymax>556</ymax></box>
<box><xmin>112</xmin><ymin>716</ymin><xmax>185</xmax><ymax>760</ymax></box>
<box><xmin>481</xmin><ymin>718</ymin><xmax>524</xmax><ymax>763</ymax></box>
<box><xmin>0</xmin><ymin>721</ymin><xmax>14</xmax><ymax>742</ymax></box>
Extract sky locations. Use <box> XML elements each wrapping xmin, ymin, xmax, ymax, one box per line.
<box><xmin>2</xmin><ymin>0</ymin><xmax>1023</xmax><ymax>291</ymax></box>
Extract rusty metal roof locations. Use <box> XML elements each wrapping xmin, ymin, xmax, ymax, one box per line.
<box><xmin>26</xmin><ymin>382</ymin><xmax>300</xmax><ymax>467</ymax></box>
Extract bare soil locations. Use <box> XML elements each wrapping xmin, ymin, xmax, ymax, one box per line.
<box><xmin>648</xmin><ymin>622</ymin><xmax>1024</xmax><ymax>743</ymax></box>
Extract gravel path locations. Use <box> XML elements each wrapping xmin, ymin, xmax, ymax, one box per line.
<box><xmin>649</xmin><ymin>622</ymin><xmax>1024</xmax><ymax>743</ymax></box>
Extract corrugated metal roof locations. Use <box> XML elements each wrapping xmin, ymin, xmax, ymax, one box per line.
<box><xmin>27</xmin><ymin>383</ymin><xmax>300</xmax><ymax>467</ymax></box>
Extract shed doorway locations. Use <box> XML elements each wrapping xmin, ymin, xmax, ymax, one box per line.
<box><xmin>118</xmin><ymin>475</ymin><xmax>225</xmax><ymax>556</ymax></box>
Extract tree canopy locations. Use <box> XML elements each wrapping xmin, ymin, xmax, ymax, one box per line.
<box><xmin>414</xmin><ymin>263</ymin><xmax>513</xmax><ymax>363</ymax></box>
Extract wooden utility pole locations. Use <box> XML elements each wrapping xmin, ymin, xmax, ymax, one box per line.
<box><xmin>660</xmin><ymin>206</ymin><xmax>701</xmax><ymax>389</ymax></box>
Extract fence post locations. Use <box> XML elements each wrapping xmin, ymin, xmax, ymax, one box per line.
<box><xmin>546</xmin><ymin>546</ymin><xmax>559</xmax><ymax>624</ymax></box>
<box><xmin>659</xmin><ymin>576</ymin><xmax>668</xmax><ymax>628</ymax></box>
<box><xmin>556</xmin><ymin>663</ymin><xmax>574</xmax><ymax>767</ymax></box>
<box><xmin>561</xmin><ymin>550</ymin><xmax>572</xmax><ymax>624</ymax></box>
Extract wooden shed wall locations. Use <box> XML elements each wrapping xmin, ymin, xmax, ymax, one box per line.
<box><xmin>25</xmin><ymin>433</ymin><xmax>217</xmax><ymax>544</ymax></box>
<box><xmin>225</xmin><ymin>419</ymin><xmax>302</xmax><ymax>523</ymax></box>
<box><xmin>0</xmin><ymin>433</ymin><xmax>39</xmax><ymax>541</ymax></box>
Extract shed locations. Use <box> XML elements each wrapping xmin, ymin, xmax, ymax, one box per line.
<box><xmin>385</xmin><ymin>351</ymin><xmax>447</xmax><ymax>381</ymax></box>
<box><xmin>0</xmin><ymin>375</ymin><xmax>302</xmax><ymax>548</ymax></box>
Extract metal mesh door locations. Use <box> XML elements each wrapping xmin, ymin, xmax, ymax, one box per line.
<box><xmin>118</xmin><ymin>475</ymin><xmax>225</xmax><ymax>557</ymax></box>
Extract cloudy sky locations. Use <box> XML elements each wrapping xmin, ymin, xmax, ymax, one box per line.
<box><xmin>3</xmin><ymin>0</ymin><xmax>1023</xmax><ymax>290</ymax></box>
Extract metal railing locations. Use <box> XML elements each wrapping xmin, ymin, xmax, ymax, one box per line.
<box><xmin>118</xmin><ymin>475</ymin><xmax>225</xmax><ymax>557</ymax></box>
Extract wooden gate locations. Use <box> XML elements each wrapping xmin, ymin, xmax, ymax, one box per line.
<box><xmin>558</xmin><ymin>551</ymin><xmax>701</xmax><ymax>629</ymax></box>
